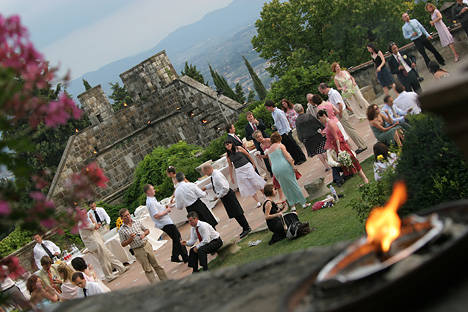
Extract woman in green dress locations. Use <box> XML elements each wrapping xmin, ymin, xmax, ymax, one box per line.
<box><xmin>367</xmin><ymin>104</ymin><xmax>403</xmax><ymax>147</ymax></box>
<box><xmin>266</xmin><ymin>132</ymin><xmax>309</xmax><ymax>210</ymax></box>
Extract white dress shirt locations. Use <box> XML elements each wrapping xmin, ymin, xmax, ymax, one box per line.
<box><xmin>87</xmin><ymin>207</ymin><xmax>110</xmax><ymax>225</ymax></box>
<box><xmin>271</xmin><ymin>108</ymin><xmax>291</xmax><ymax>135</ymax></box>
<box><xmin>393</xmin><ymin>53</ymin><xmax>413</xmax><ymax>74</ymax></box>
<box><xmin>174</xmin><ymin>181</ymin><xmax>207</xmax><ymax>210</ymax></box>
<box><xmin>186</xmin><ymin>220</ymin><xmax>220</xmax><ymax>249</ymax></box>
<box><xmin>394</xmin><ymin>91</ymin><xmax>421</xmax><ymax>115</ymax></box>
<box><xmin>76</xmin><ymin>281</ymin><xmax>109</xmax><ymax>298</ymax></box>
<box><xmin>146</xmin><ymin>196</ymin><xmax>173</xmax><ymax>229</ymax></box>
<box><xmin>327</xmin><ymin>88</ymin><xmax>345</xmax><ymax>111</ymax></box>
<box><xmin>204</xmin><ymin>169</ymin><xmax>230</xmax><ymax>198</ymax></box>
<box><xmin>33</xmin><ymin>240</ymin><xmax>61</xmax><ymax>269</ymax></box>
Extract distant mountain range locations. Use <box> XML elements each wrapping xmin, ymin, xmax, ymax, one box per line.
<box><xmin>67</xmin><ymin>0</ymin><xmax>272</xmax><ymax>102</ymax></box>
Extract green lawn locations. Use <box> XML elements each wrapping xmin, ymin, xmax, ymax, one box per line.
<box><xmin>210</xmin><ymin>157</ymin><xmax>374</xmax><ymax>269</ymax></box>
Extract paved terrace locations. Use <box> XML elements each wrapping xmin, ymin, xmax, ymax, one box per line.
<box><xmin>106</xmin><ymin>50</ymin><xmax>467</xmax><ymax>291</ymax></box>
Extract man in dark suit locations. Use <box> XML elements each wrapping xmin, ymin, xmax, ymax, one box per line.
<box><xmin>388</xmin><ymin>42</ymin><xmax>422</xmax><ymax>94</ymax></box>
<box><xmin>244</xmin><ymin>111</ymin><xmax>273</xmax><ymax>177</ymax></box>
<box><xmin>225</xmin><ymin>124</ymin><xmax>244</xmax><ymax>148</ymax></box>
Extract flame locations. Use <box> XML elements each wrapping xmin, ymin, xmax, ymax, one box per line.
<box><xmin>365</xmin><ymin>182</ymin><xmax>407</xmax><ymax>252</ymax></box>
<box><xmin>202</xmin><ymin>119</ymin><xmax>208</xmax><ymax>124</ymax></box>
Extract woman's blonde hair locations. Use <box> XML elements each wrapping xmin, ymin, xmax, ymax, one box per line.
<box><xmin>425</xmin><ymin>3</ymin><xmax>436</xmax><ymax>12</ymax></box>
<box><xmin>57</xmin><ymin>263</ymin><xmax>75</xmax><ymax>282</ymax></box>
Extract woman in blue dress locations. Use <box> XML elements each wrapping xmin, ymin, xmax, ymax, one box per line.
<box><xmin>266</xmin><ymin>132</ymin><xmax>309</xmax><ymax>210</ymax></box>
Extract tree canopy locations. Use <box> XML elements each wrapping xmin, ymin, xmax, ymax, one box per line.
<box><xmin>108</xmin><ymin>82</ymin><xmax>133</xmax><ymax>112</ymax></box>
<box><xmin>252</xmin><ymin>0</ymin><xmax>424</xmax><ymax>77</ymax></box>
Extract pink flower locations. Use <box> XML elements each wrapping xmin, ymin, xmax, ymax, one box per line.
<box><xmin>83</xmin><ymin>162</ymin><xmax>109</xmax><ymax>188</ymax></box>
<box><xmin>40</xmin><ymin>218</ymin><xmax>57</xmax><ymax>229</ymax></box>
<box><xmin>0</xmin><ymin>201</ymin><xmax>11</xmax><ymax>215</ymax></box>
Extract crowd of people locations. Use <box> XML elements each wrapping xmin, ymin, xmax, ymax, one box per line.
<box><xmin>2</xmin><ymin>6</ymin><xmax>466</xmax><ymax>311</ymax></box>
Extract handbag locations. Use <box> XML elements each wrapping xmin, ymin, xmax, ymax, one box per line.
<box><xmin>327</xmin><ymin>149</ymin><xmax>340</xmax><ymax>167</ymax></box>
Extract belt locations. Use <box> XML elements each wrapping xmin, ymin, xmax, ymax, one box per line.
<box><xmin>132</xmin><ymin>241</ymin><xmax>147</xmax><ymax>249</ymax></box>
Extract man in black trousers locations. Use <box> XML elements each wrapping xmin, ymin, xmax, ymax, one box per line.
<box><xmin>244</xmin><ymin>111</ymin><xmax>273</xmax><ymax>176</ymax></box>
<box><xmin>388</xmin><ymin>42</ymin><xmax>422</xmax><ymax>94</ymax></box>
<box><xmin>264</xmin><ymin>100</ymin><xmax>306</xmax><ymax>165</ymax></box>
<box><xmin>181</xmin><ymin>211</ymin><xmax>223</xmax><ymax>273</ymax></box>
<box><xmin>401</xmin><ymin>12</ymin><xmax>445</xmax><ymax>68</ymax></box>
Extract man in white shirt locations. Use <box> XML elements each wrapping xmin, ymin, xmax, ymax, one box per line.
<box><xmin>174</xmin><ymin>172</ymin><xmax>218</xmax><ymax>228</ymax></box>
<box><xmin>181</xmin><ymin>211</ymin><xmax>223</xmax><ymax>273</ymax></box>
<box><xmin>72</xmin><ymin>272</ymin><xmax>108</xmax><ymax>298</ymax></box>
<box><xmin>87</xmin><ymin>201</ymin><xmax>111</xmax><ymax>236</ymax></box>
<box><xmin>144</xmin><ymin>184</ymin><xmax>188</xmax><ymax>263</ymax></box>
<box><xmin>33</xmin><ymin>233</ymin><xmax>61</xmax><ymax>270</ymax></box>
<box><xmin>393</xmin><ymin>83</ymin><xmax>421</xmax><ymax>115</ymax></box>
<box><xmin>201</xmin><ymin>164</ymin><xmax>251</xmax><ymax>239</ymax></box>
<box><xmin>382</xmin><ymin>95</ymin><xmax>411</xmax><ymax>130</ymax></box>
<box><xmin>318</xmin><ymin>83</ymin><xmax>367</xmax><ymax>154</ymax></box>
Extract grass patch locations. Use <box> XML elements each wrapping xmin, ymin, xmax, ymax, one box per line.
<box><xmin>210</xmin><ymin>157</ymin><xmax>373</xmax><ymax>269</ymax></box>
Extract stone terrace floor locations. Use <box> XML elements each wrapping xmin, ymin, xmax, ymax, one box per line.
<box><xmin>106</xmin><ymin>55</ymin><xmax>467</xmax><ymax>291</ymax></box>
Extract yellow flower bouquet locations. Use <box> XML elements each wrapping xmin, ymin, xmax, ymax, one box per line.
<box><xmin>116</xmin><ymin>217</ymin><xmax>123</xmax><ymax>229</ymax></box>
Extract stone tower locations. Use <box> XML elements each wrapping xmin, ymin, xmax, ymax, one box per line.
<box><xmin>77</xmin><ymin>85</ymin><xmax>114</xmax><ymax>126</ymax></box>
<box><xmin>119</xmin><ymin>50</ymin><xmax>178</xmax><ymax>101</ymax></box>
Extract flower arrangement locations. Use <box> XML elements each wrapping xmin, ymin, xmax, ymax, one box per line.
<box><xmin>116</xmin><ymin>217</ymin><xmax>123</xmax><ymax>229</ymax></box>
<box><xmin>338</xmin><ymin>151</ymin><xmax>353</xmax><ymax>167</ymax></box>
<box><xmin>377</xmin><ymin>154</ymin><xmax>385</xmax><ymax>162</ymax></box>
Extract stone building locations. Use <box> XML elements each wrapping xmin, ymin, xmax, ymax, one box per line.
<box><xmin>48</xmin><ymin>50</ymin><xmax>243</xmax><ymax>206</ymax></box>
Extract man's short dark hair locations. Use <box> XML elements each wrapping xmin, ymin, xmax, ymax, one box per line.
<box><xmin>395</xmin><ymin>83</ymin><xmax>405</xmax><ymax>94</ymax></box>
<box><xmin>384</xmin><ymin>95</ymin><xmax>392</xmax><ymax>104</ymax></box>
<box><xmin>311</xmin><ymin>94</ymin><xmax>323</xmax><ymax>105</ymax></box>
<box><xmin>187</xmin><ymin>211</ymin><xmax>199</xmax><ymax>219</ymax></box>
<box><xmin>71</xmin><ymin>272</ymin><xmax>84</xmax><ymax>282</ymax></box>
<box><xmin>264</xmin><ymin>100</ymin><xmax>275</xmax><ymax>107</ymax></box>
<box><xmin>87</xmin><ymin>200</ymin><xmax>95</xmax><ymax>206</ymax></box>
<box><xmin>71</xmin><ymin>257</ymin><xmax>87</xmax><ymax>272</ymax></box>
<box><xmin>166</xmin><ymin>166</ymin><xmax>176</xmax><ymax>174</ymax></box>
<box><xmin>143</xmin><ymin>184</ymin><xmax>152</xmax><ymax>193</ymax></box>
<box><xmin>119</xmin><ymin>208</ymin><xmax>129</xmax><ymax>217</ymax></box>
<box><xmin>225</xmin><ymin>124</ymin><xmax>234</xmax><ymax>133</ymax></box>
<box><xmin>318</xmin><ymin>83</ymin><xmax>328</xmax><ymax>90</ymax></box>
<box><xmin>389</xmin><ymin>42</ymin><xmax>397</xmax><ymax>51</ymax></box>
<box><xmin>176</xmin><ymin>172</ymin><xmax>185</xmax><ymax>182</ymax></box>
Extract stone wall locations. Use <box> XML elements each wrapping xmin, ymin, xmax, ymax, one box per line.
<box><xmin>350</xmin><ymin>26</ymin><xmax>468</xmax><ymax>97</ymax></box>
<box><xmin>48</xmin><ymin>51</ymin><xmax>243</xmax><ymax>207</ymax></box>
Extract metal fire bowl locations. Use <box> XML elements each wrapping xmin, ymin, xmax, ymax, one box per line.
<box><xmin>282</xmin><ymin>200</ymin><xmax>468</xmax><ymax>312</ymax></box>
<box><xmin>315</xmin><ymin>214</ymin><xmax>443</xmax><ymax>285</ymax></box>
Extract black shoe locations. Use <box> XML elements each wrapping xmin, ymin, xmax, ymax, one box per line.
<box><xmin>418</xmin><ymin>77</ymin><xmax>424</xmax><ymax>82</ymax></box>
<box><xmin>355</xmin><ymin>147</ymin><xmax>367</xmax><ymax>154</ymax></box>
<box><xmin>240</xmin><ymin>228</ymin><xmax>251</xmax><ymax>239</ymax></box>
<box><xmin>171</xmin><ymin>257</ymin><xmax>183</xmax><ymax>263</ymax></box>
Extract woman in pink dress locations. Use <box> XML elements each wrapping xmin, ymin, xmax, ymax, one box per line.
<box><xmin>317</xmin><ymin>109</ymin><xmax>369</xmax><ymax>184</ymax></box>
<box><xmin>426</xmin><ymin>3</ymin><xmax>459</xmax><ymax>62</ymax></box>
<box><xmin>281</xmin><ymin>99</ymin><xmax>298</xmax><ymax>129</ymax></box>
<box><xmin>310</xmin><ymin>94</ymin><xmax>350</xmax><ymax>143</ymax></box>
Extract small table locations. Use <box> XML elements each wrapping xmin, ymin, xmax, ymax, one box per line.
<box><xmin>103</xmin><ymin>228</ymin><xmax>136</xmax><ymax>264</ymax></box>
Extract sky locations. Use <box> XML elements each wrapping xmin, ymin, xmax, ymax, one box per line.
<box><xmin>0</xmin><ymin>0</ymin><xmax>233</xmax><ymax>79</ymax></box>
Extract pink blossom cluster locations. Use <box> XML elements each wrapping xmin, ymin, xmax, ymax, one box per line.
<box><xmin>0</xmin><ymin>256</ymin><xmax>26</xmax><ymax>280</ymax></box>
<box><xmin>0</xmin><ymin>14</ymin><xmax>81</xmax><ymax>128</ymax></box>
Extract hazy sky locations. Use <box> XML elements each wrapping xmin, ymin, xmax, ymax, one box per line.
<box><xmin>0</xmin><ymin>0</ymin><xmax>233</xmax><ymax>78</ymax></box>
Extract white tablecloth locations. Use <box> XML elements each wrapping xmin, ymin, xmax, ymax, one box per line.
<box><xmin>103</xmin><ymin>228</ymin><xmax>136</xmax><ymax>264</ymax></box>
<box><xmin>133</xmin><ymin>206</ymin><xmax>168</xmax><ymax>251</ymax></box>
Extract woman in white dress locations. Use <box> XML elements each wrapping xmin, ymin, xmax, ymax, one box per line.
<box><xmin>225</xmin><ymin>141</ymin><xmax>266</xmax><ymax>208</ymax></box>
<box><xmin>426</xmin><ymin>3</ymin><xmax>459</xmax><ymax>62</ymax></box>
<box><xmin>332</xmin><ymin>62</ymin><xmax>369</xmax><ymax>119</ymax></box>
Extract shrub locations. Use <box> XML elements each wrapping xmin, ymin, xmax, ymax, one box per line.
<box><xmin>124</xmin><ymin>141</ymin><xmax>204</xmax><ymax>209</ymax></box>
<box><xmin>395</xmin><ymin>114</ymin><xmax>468</xmax><ymax>215</ymax></box>
<box><xmin>351</xmin><ymin>114</ymin><xmax>468</xmax><ymax>223</ymax></box>
<box><xmin>0</xmin><ymin>227</ymin><xmax>33</xmax><ymax>257</ymax></box>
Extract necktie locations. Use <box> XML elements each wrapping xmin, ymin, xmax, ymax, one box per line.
<box><xmin>41</xmin><ymin>243</ymin><xmax>54</xmax><ymax>259</ymax></box>
<box><xmin>252</xmin><ymin>123</ymin><xmax>257</xmax><ymax>131</ymax></box>
<box><xmin>195</xmin><ymin>227</ymin><xmax>202</xmax><ymax>242</ymax></box>
<box><xmin>93</xmin><ymin>210</ymin><xmax>102</xmax><ymax>224</ymax></box>
<box><xmin>235</xmin><ymin>135</ymin><xmax>241</xmax><ymax>144</ymax></box>
<box><xmin>83</xmin><ymin>288</ymin><xmax>88</xmax><ymax>297</ymax></box>
<box><xmin>210</xmin><ymin>177</ymin><xmax>216</xmax><ymax>194</ymax></box>
<box><xmin>396</xmin><ymin>55</ymin><xmax>408</xmax><ymax>77</ymax></box>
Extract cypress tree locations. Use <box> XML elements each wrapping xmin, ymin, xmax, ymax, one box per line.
<box><xmin>181</xmin><ymin>62</ymin><xmax>207</xmax><ymax>85</ymax></box>
<box><xmin>243</xmin><ymin>56</ymin><xmax>267</xmax><ymax>100</ymax></box>
<box><xmin>209</xmin><ymin>65</ymin><xmax>238</xmax><ymax>102</ymax></box>
<box><xmin>234</xmin><ymin>83</ymin><xmax>246</xmax><ymax>103</ymax></box>
<box><xmin>82</xmin><ymin>79</ymin><xmax>92</xmax><ymax>91</ymax></box>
